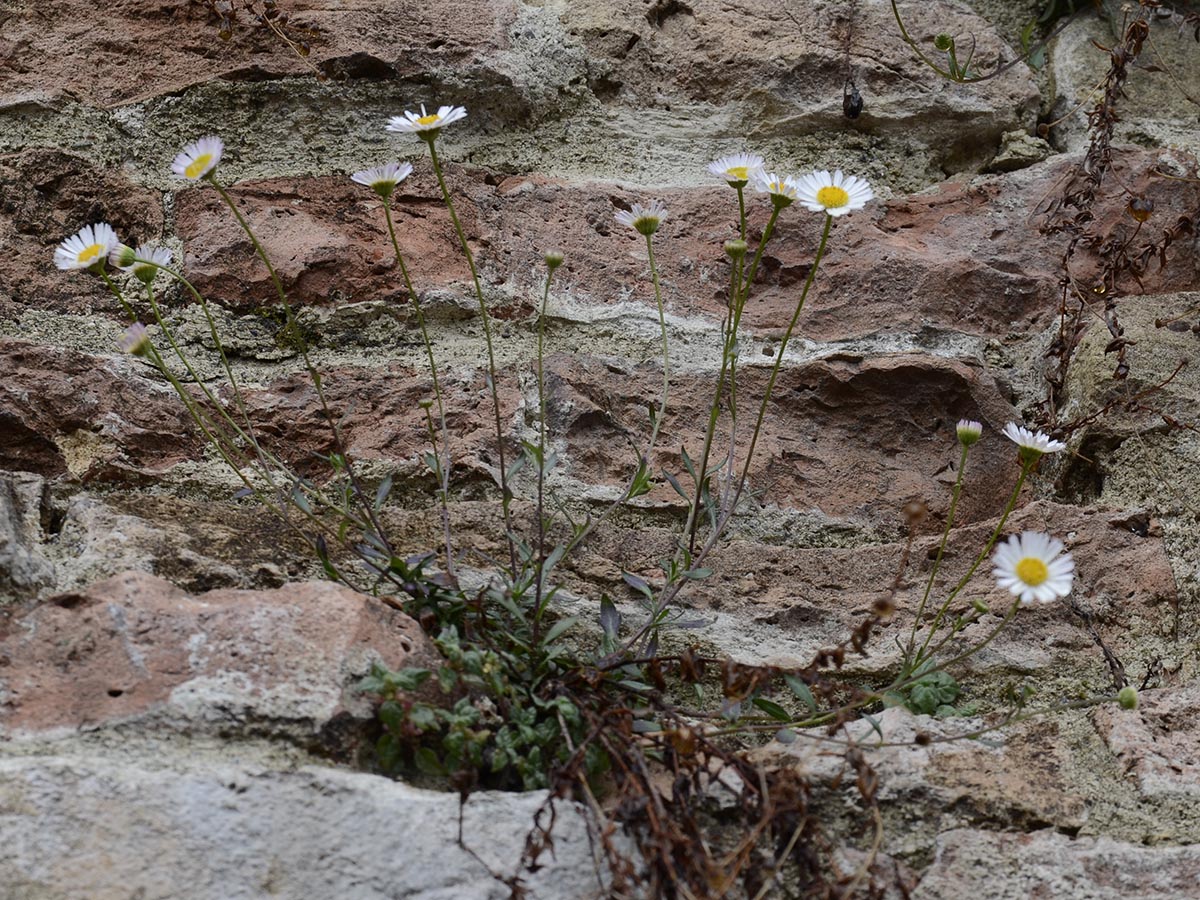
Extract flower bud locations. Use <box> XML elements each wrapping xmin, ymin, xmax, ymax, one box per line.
<box><xmin>109</xmin><ymin>244</ymin><xmax>137</xmax><ymax>269</ymax></box>
<box><xmin>934</xmin><ymin>33</ymin><xmax>954</xmax><ymax>51</ymax></box>
<box><xmin>956</xmin><ymin>419</ymin><xmax>983</xmax><ymax>446</ymax></box>
<box><xmin>118</xmin><ymin>323</ymin><xmax>152</xmax><ymax>357</ymax></box>
<box><xmin>723</xmin><ymin>239</ymin><xmax>748</xmax><ymax>259</ymax></box>
<box><xmin>544</xmin><ymin>250</ymin><xmax>564</xmax><ymax>270</ymax></box>
<box><xmin>1117</xmin><ymin>686</ymin><xmax>1138</xmax><ymax>710</ymax></box>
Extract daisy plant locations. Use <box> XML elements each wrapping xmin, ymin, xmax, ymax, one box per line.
<box><xmin>612</xmin><ymin>200</ymin><xmax>672</xmax><ymax>491</ymax></box>
<box><xmin>540</xmin><ymin>201</ymin><xmax>675</xmax><ymax>614</ymax></box>
<box><xmin>58</xmin><ymin>225</ymin><xmax>301</xmax><ymax>546</ymax></box>
<box><xmin>902</xmin><ymin>421</ymin><xmax>1072</xmax><ymax>680</ymax></box>
<box><xmin>100</xmin><ymin>142</ymin><xmax>403</xmax><ymax>594</ymax></box>
<box><xmin>675</xmin><ymin>166</ymin><xmax>873</xmax><ymax>584</ymax></box>
<box><xmin>350</xmin><ymin>159</ymin><xmax>454</xmax><ymax>576</ymax></box>
<box><xmin>386</xmin><ymin>102</ymin><xmax>518</xmax><ymax>573</ymax></box>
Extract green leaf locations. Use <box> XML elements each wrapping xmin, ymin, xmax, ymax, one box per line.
<box><xmin>389</xmin><ymin>668</ymin><xmax>433</xmax><ymax>693</ymax></box>
<box><xmin>783</xmin><ymin>675</ymin><xmax>818</xmax><ymax>715</ymax></box>
<box><xmin>542</xmin><ymin>543</ymin><xmax>567</xmax><ymax>578</ymax></box>
<box><xmin>505</xmin><ymin>454</ymin><xmax>527</xmax><ymax>483</ymax></box>
<box><xmin>415</xmin><ymin>747</ymin><xmax>447</xmax><ymax>777</ymax></box>
<box><xmin>617</xmin><ymin>680</ymin><xmax>652</xmax><ymax>693</ymax></box>
<box><xmin>628</xmin><ymin>460</ymin><xmax>653</xmax><ymax>498</ymax></box>
<box><xmin>437</xmin><ymin>666</ymin><xmax>459</xmax><ymax>693</ymax></box>
<box><xmin>378</xmin><ymin>699</ymin><xmax>405</xmax><ymax>732</ymax></box>
<box><xmin>681</xmin><ymin>568</ymin><xmax>712</xmax><ymax>581</ymax></box>
<box><xmin>520</xmin><ymin>439</ymin><xmax>544</xmax><ymax>467</ymax></box>
<box><xmin>631</xmin><ymin>719</ymin><xmax>662</xmax><ymax>734</ymax></box>
<box><xmin>753</xmin><ymin>697</ymin><xmax>792</xmax><ymax>722</ymax></box>
<box><xmin>542</xmin><ymin>616</ymin><xmax>580</xmax><ymax>646</ymax></box>
<box><xmin>407</xmin><ymin>704</ymin><xmax>439</xmax><ymax>732</ymax></box>
<box><xmin>422</xmin><ymin>450</ymin><xmax>440</xmax><ymax>475</ymax></box>
<box><xmin>680</xmin><ymin>446</ymin><xmax>698</xmax><ymax>482</ymax></box>
<box><xmin>376</xmin><ymin>733</ymin><xmax>401</xmax><ymax>771</ymax></box>
<box><xmin>599</xmin><ymin>596</ymin><xmax>620</xmax><ymax>640</ymax></box>
<box><xmin>290</xmin><ymin>484</ymin><xmax>312</xmax><ymax>515</ymax></box>
<box><xmin>622</xmin><ymin>571</ymin><xmax>653</xmax><ymax>600</ymax></box>
<box><xmin>374</xmin><ymin>475</ymin><xmax>394</xmax><ymax>512</ymax></box>
<box><xmin>663</xmin><ymin>470</ymin><xmax>689</xmax><ymax>500</ymax></box>
<box><xmin>861</xmin><ymin>713</ymin><xmax>885</xmax><ymax>742</ymax></box>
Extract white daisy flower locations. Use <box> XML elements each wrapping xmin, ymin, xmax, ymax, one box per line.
<box><xmin>54</xmin><ymin>222</ymin><xmax>119</xmax><ymax>270</ymax></box>
<box><xmin>1002</xmin><ymin>423</ymin><xmax>1066</xmax><ymax>463</ymax></box>
<box><xmin>615</xmin><ymin>200</ymin><xmax>668</xmax><ymax>237</ymax></box>
<box><xmin>127</xmin><ymin>245</ymin><xmax>174</xmax><ymax>284</ymax></box>
<box><xmin>992</xmin><ymin>531</ymin><xmax>1074</xmax><ymax>606</ymax></box>
<box><xmin>172</xmin><ymin>136</ymin><xmax>224</xmax><ymax>181</ymax></box>
<box><xmin>386</xmin><ymin>104</ymin><xmax>467</xmax><ymax>137</ymax></box>
<box><xmin>752</xmin><ymin>171</ymin><xmax>800</xmax><ymax>207</ymax></box>
<box><xmin>118</xmin><ymin>322</ymin><xmax>152</xmax><ymax>356</ymax></box>
<box><xmin>956</xmin><ymin>419</ymin><xmax>983</xmax><ymax>446</ymax></box>
<box><xmin>351</xmin><ymin>161</ymin><xmax>413</xmax><ymax>200</ymax></box>
<box><xmin>707</xmin><ymin>153</ymin><xmax>765</xmax><ymax>187</ymax></box>
<box><xmin>794</xmin><ymin>170</ymin><xmax>873</xmax><ymax>217</ymax></box>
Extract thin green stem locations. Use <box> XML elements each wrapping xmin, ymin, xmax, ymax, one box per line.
<box><xmin>736</xmin><ymin>185</ymin><xmax>747</xmax><ymax>242</ymax></box>
<box><xmin>683</xmin><ymin>252</ymin><xmax>743</xmax><ymax>556</ymax></box>
<box><xmin>137</xmin><ymin>261</ymin><xmax>257</xmax><ymax>431</ymax></box>
<box><xmin>101</xmin><ymin>272</ymin><xmax>277</xmax><ymax>506</ymax></box>
<box><xmin>557</xmin><ymin>231</ymin><xmax>673</xmax><ymax>560</ymax></box>
<box><xmin>913</xmin><ymin>461</ymin><xmax>1033</xmax><ymax>666</ymax></box>
<box><xmin>644</xmin><ymin>231</ymin><xmax>671</xmax><ymax>459</ymax></box>
<box><xmin>727</xmin><ymin>251</ymin><xmax>745</xmax><ymax>418</ymax></box>
<box><xmin>101</xmin><ymin>271</ymin><xmax>378</xmax><ymax>595</ymax></box>
<box><xmin>383</xmin><ymin>201</ymin><xmax>454</xmax><ymax>576</ymax></box>
<box><xmin>631</xmin><ymin>207</ymin><xmax>805</xmax><ymax>644</ymax></box>
<box><xmin>424</xmin><ymin>137</ymin><xmax>517</xmax><ymax>575</ymax></box>
<box><xmin>915</xmin><ymin>599</ymin><xmax>1020</xmax><ymax>679</ymax></box>
<box><xmin>903</xmin><ymin>442</ymin><xmax>970</xmax><ymax>667</ymax></box>
<box><xmin>532</xmin><ymin>264</ymin><xmax>557</xmax><ymax>639</ymax></box>
<box><xmin>207</xmin><ymin>177</ymin><xmax>393</xmax><ymax>559</ymax></box>
<box><xmin>736</xmin><ymin>206</ymin><xmax>782</xmax><ymax>311</ymax></box>
<box><xmin>728</xmin><ymin>212</ymin><xmax>832</xmax><ymax>515</ymax></box>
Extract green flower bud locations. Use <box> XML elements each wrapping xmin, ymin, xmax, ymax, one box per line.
<box><xmin>1117</xmin><ymin>686</ymin><xmax>1138</xmax><ymax>710</ymax></box>
<box><xmin>544</xmin><ymin>250</ymin><xmax>564</xmax><ymax>270</ymax></box>
<box><xmin>934</xmin><ymin>33</ymin><xmax>954</xmax><ymax>52</ymax></box>
<box><xmin>724</xmin><ymin>239</ymin><xmax>748</xmax><ymax>259</ymax></box>
<box><xmin>110</xmin><ymin>244</ymin><xmax>137</xmax><ymax>269</ymax></box>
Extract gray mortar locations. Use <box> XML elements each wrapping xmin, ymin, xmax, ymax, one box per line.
<box><xmin>3</xmin><ymin>296</ymin><xmax>993</xmax><ymax>385</ymax></box>
<box><xmin>0</xmin><ymin>0</ymin><xmax>1010</xmax><ymax>196</ymax></box>
<box><xmin>3</xmin><ymin>78</ymin><xmax>946</xmax><ymax>193</ymax></box>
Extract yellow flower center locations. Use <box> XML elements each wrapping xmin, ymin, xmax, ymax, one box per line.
<box><xmin>417</xmin><ymin>114</ymin><xmax>441</xmax><ymax>126</ymax></box>
<box><xmin>185</xmin><ymin>153</ymin><xmax>213</xmax><ymax>179</ymax></box>
<box><xmin>1015</xmin><ymin>557</ymin><xmax>1049</xmax><ymax>586</ymax></box>
<box><xmin>78</xmin><ymin>243</ymin><xmax>103</xmax><ymax>264</ymax></box>
<box><xmin>816</xmin><ymin>185</ymin><xmax>850</xmax><ymax>208</ymax></box>
<box><xmin>726</xmin><ymin>166</ymin><xmax>749</xmax><ymax>180</ymax></box>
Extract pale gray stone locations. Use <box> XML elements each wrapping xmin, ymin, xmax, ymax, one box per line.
<box><xmin>915</xmin><ymin>828</ymin><xmax>1200</xmax><ymax>899</ymax></box>
<box><xmin>0</xmin><ymin>744</ymin><xmax>606</xmax><ymax>900</ymax></box>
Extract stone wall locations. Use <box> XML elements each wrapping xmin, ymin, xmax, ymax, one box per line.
<box><xmin>2</xmin><ymin>1</ymin><xmax>1200</xmax><ymax>897</ymax></box>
